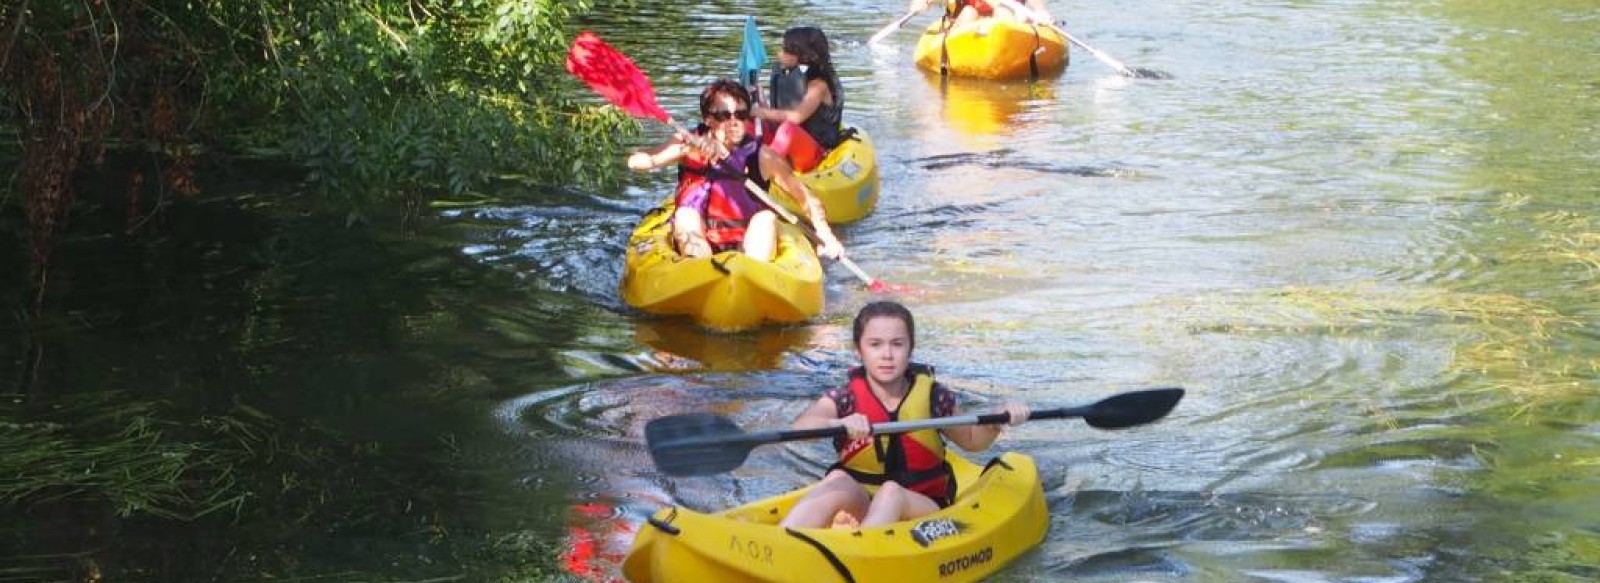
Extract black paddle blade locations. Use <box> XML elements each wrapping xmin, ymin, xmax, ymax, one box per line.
<box><xmin>645</xmin><ymin>413</ymin><xmax>756</xmax><ymax>477</ymax></box>
<box><xmin>1082</xmin><ymin>387</ymin><xmax>1185</xmax><ymax>429</ymax></box>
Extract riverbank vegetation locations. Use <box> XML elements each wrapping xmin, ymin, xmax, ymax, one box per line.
<box><xmin>3</xmin><ymin>1</ymin><xmax>629</xmax><ymax>580</ymax></box>
<box><xmin>2</xmin><ymin>0</ymin><xmax>632</xmax><ymax>301</ymax></box>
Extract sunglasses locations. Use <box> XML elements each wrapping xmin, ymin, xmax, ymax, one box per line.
<box><xmin>706</xmin><ymin>109</ymin><xmax>752</xmax><ymax>122</ymax></box>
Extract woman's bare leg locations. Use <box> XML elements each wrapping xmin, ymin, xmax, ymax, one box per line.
<box><xmin>672</xmin><ymin>207</ymin><xmax>712</xmax><ymax>257</ymax></box>
<box><xmin>741</xmin><ymin>210</ymin><xmax>777</xmax><ymax>262</ymax></box>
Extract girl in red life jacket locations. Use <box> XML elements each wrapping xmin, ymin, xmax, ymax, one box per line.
<box><xmin>626</xmin><ymin>80</ymin><xmax>846</xmax><ymax>261</ymax></box>
<box><xmin>753</xmin><ymin>27</ymin><xmax>843</xmax><ymax>174</ymax></box>
<box><xmin>779</xmin><ymin>301</ymin><xmax>1032</xmax><ymax>529</ymax></box>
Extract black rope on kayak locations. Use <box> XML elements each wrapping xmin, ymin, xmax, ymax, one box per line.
<box><xmin>938</xmin><ymin>14</ymin><xmax>952</xmax><ymax>77</ymax></box>
<box><xmin>981</xmin><ymin>455</ymin><xmax>1014</xmax><ymax>475</ymax></box>
<box><xmin>786</xmin><ymin>528</ymin><xmax>857</xmax><ymax>583</ymax></box>
<box><xmin>1028</xmin><ymin>24</ymin><xmax>1043</xmax><ymax>80</ymax></box>
<box><xmin>710</xmin><ymin>256</ymin><xmax>731</xmax><ymax>275</ymax></box>
<box><xmin>646</xmin><ymin>507</ymin><xmax>681</xmax><ymax>535</ymax></box>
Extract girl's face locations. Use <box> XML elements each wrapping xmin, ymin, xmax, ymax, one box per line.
<box><xmin>778</xmin><ymin>45</ymin><xmax>799</xmax><ymax>68</ymax></box>
<box><xmin>855</xmin><ymin>316</ymin><xmax>913</xmax><ymax>389</ymax></box>
<box><xmin>702</xmin><ymin>93</ymin><xmax>748</xmax><ymax>146</ymax></box>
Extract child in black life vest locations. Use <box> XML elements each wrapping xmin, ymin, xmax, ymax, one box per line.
<box><xmin>753</xmin><ymin>27</ymin><xmax>845</xmax><ymax>174</ymax></box>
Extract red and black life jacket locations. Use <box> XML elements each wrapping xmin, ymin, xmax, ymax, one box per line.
<box><xmin>834</xmin><ymin>365</ymin><xmax>955</xmax><ymax>505</ymax></box>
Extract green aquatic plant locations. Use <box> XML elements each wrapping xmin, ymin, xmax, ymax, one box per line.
<box><xmin>0</xmin><ymin>398</ymin><xmax>259</xmax><ymax>519</ymax></box>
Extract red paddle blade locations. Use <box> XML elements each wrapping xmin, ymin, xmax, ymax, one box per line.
<box><xmin>565</xmin><ymin>31</ymin><xmax>671</xmax><ymax>122</ymax></box>
<box><xmin>869</xmin><ymin>280</ymin><xmax>918</xmax><ymax>294</ymax></box>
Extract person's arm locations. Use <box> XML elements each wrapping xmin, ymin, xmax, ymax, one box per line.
<box><xmin>801</xmin><ymin>192</ymin><xmax>843</xmax><ymax>259</ymax></box>
<box><xmin>943</xmin><ymin>402</ymin><xmax>1030</xmax><ymax>452</ymax></box>
<box><xmin>791</xmin><ymin>394</ymin><xmax>872</xmax><ymax>440</ymax></box>
<box><xmin>756</xmin><ymin>79</ymin><xmax>829</xmax><ymax>125</ymax></box>
<box><xmin>790</xmin><ymin>396</ymin><xmax>842</xmax><ymax>430</ymax></box>
<box><xmin>628</xmin><ymin>142</ymin><xmax>690</xmax><ymax>171</ymax></box>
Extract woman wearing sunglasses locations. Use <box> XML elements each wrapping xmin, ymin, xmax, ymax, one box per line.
<box><xmin>627</xmin><ymin>80</ymin><xmax>844</xmax><ymax>262</ymax></box>
<box><xmin>753</xmin><ymin>26</ymin><xmax>844</xmax><ymax>174</ymax></box>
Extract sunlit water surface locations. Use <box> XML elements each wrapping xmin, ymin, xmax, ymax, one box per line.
<box><xmin>12</xmin><ymin>0</ymin><xmax>1584</xmax><ymax>581</ymax></box>
<box><xmin>464</xmin><ymin>0</ymin><xmax>1600</xmax><ymax>580</ymax></box>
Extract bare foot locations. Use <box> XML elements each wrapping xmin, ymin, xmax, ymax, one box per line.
<box><xmin>830</xmin><ymin>510</ymin><xmax>861</xmax><ymax>529</ymax></box>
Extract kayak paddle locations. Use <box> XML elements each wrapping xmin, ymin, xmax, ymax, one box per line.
<box><xmin>565</xmin><ymin>31</ymin><xmax>901</xmax><ymax>294</ymax></box>
<box><xmin>646</xmin><ymin>387</ymin><xmax>1185</xmax><ymax>477</ymax></box>
<box><xmin>868</xmin><ymin>9</ymin><xmax>925</xmax><ymax>46</ymax></box>
<box><xmin>736</xmin><ymin>15</ymin><xmax>767</xmax><ymax>143</ymax></box>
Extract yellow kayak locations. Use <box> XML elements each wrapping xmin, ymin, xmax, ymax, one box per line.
<box><xmin>767</xmin><ymin>129</ymin><xmax>880</xmax><ymax>225</ymax></box>
<box><xmin>621</xmin><ymin>451</ymin><xmax>1048</xmax><ymax>583</ymax></box>
<box><xmin>914</xmin><ymin>18</ymin><xmax>1068</xmax><ymax>80</ymax></box>
<box><xmin>620</xmin><ymin>200</ymin><xmax>824</xmax><ymax>332</ymax></box>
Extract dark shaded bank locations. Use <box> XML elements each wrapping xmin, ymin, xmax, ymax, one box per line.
<box><xmin>0</xmin><ymin>157</ymin><xmax>592</xmax><ymax>582</ymax></box>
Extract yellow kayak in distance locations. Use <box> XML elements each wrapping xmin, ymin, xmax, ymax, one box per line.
<box><xmin>619</xmin><ymin>200</ymin><xmax>824</xmax><ymax>333</ymax></box>
<box><xmin>767</xmin><ymin>129</ymin><xmax>880</xmax><ymax>225</ymax></box>
<box><xmin>621</xmin><ymin>451</ymin><xmax>1048</xmax><ymax>583</ymax></box>
<box><xmin>914</xmin><ymin>18</ymin><xmax>1069</xmax><ymax>80</ymax></box>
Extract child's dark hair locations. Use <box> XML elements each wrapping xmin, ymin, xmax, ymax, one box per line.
<box><xmin>781</xmin><ymin>27</ymin><xmax>835</xmax><ymax>83</ymax></box>
<box><xmin>852</xmin><ymin>301</ymin><xmax>916</xmax><ymax>349</ymax></box>
<box><xmin>699</xmin><ymin>79</ymin><xmax>752</xmax><ymax>116</ymax></box>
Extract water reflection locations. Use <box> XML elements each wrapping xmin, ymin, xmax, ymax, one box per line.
<box><xmin>561</xmin><ymin>499</ymin><xmax>634</xmax><ymax>583</ymax></box>
<box><xmin>634</xmin><ymin>318</ymin><xmax>818</xmax><ymax>371</ymax></box>
<box><xmin>495</xmin><ymin>371</ymin><xmax>826</xmax><ymax>581</ymax></box>
<box><xmin>923</xmin><ymin>72</ymin><xmax>1057</xmax><ymax>137</ymax></box>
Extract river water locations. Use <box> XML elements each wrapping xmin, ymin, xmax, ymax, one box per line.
<box><xmin>495</xmin><ymin>0</ymin><xmax>1600</xmax><ymax>580</ymax></box>
<box><xmin>7</xmin><ymin>0</ymin><xmax>1598</xmax><ymax>581</ymax></box>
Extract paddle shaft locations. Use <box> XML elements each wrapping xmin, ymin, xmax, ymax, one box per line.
<box><xmin>740</xmin><ymin>178</ymin><xmax>880</xmax><ymax>288</ymax></box>
<box><xmin>992</xmin><ymin>0</ymin><xmax>1146</xmax><ymax>78</ymax></box>
<box><xmin>755</xmin><ymin>404</ymin><xmax>1089</xmax><ymax>444</ymax></box>
<box><xmin>868</xmin><ymin>10</ymin><xmax>923</xmax><ymax>45</ymax></box>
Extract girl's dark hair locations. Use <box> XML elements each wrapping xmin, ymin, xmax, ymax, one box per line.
<box><xmin>699</xmin><ymin>79</ymin><xmax>751</xmax><ymax>116</ymax></box>
<box><xmin>852</xmin><ymin>301</ymin><xmax>916</xmax><ymax>349</ymax></box>
<box><xmin>781</xmin><ymin>27</ymin><xmax>835</xmax><ymax>84</ymax></box>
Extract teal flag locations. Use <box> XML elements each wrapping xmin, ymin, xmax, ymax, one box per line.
<box><xmin>736</xmin><ymin>16</ymin><xmax>768</xmax><ymax>87</ymax></box>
